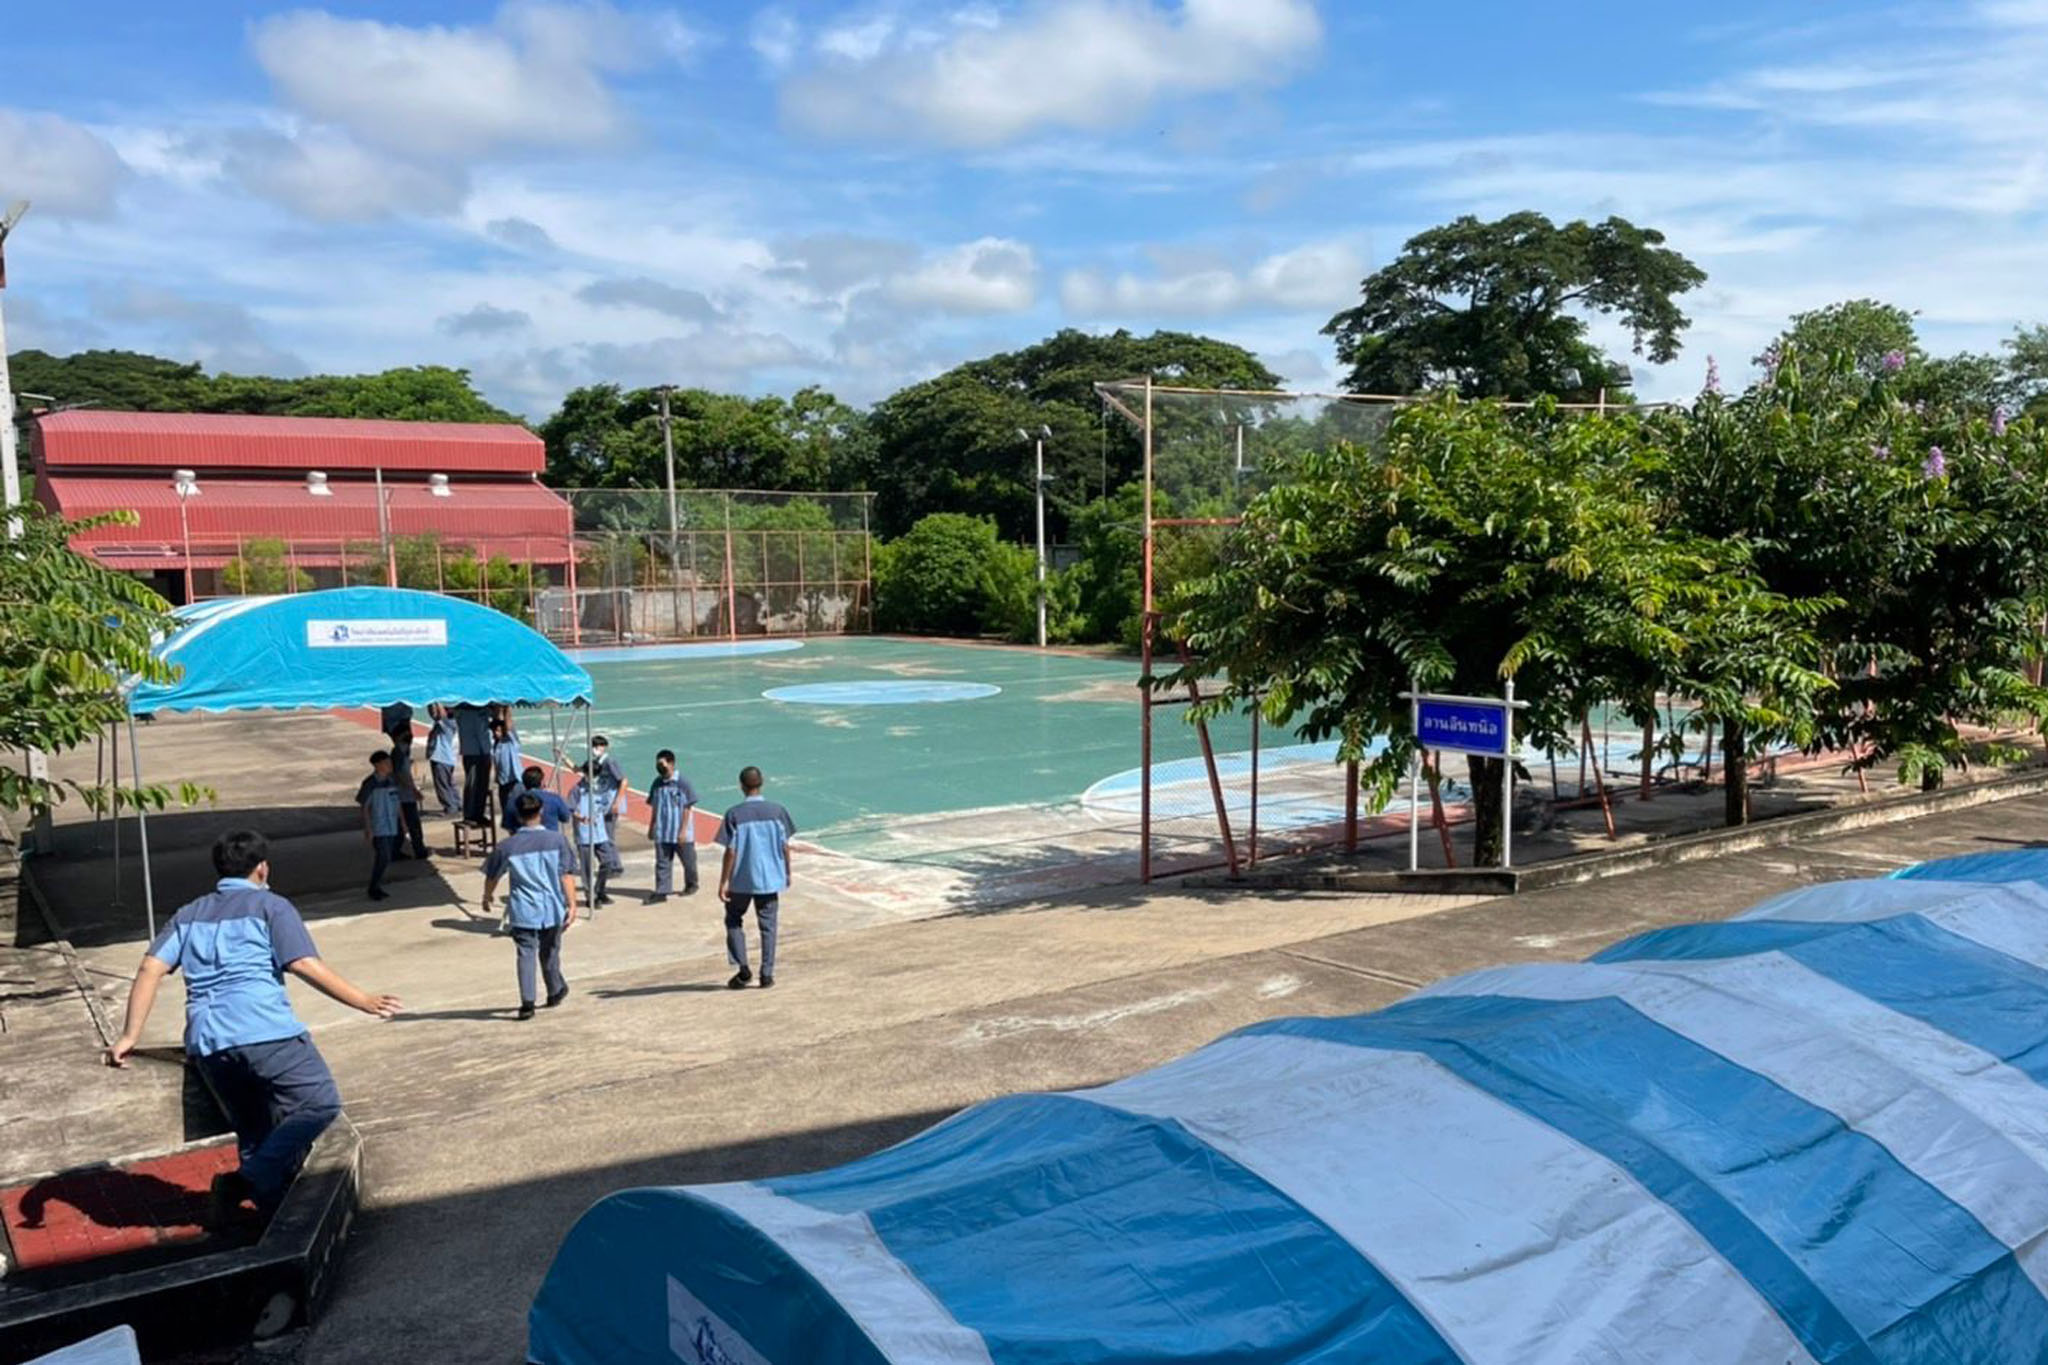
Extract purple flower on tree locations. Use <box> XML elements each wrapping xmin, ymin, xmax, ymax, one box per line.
<box><xmin>1703</xmin><ymin>355</ymin><xmax>1721</xmax><ymax>396</ymax></box>
<box><xmin>1871</xmin><ymin>442</ymin><xmax>1891</xmax><ymax>460</ymax></box>
<box><xmin>1993</xmin><ymin>405</ymin><xmax>2010</xmax><ymax>436</ymax></box>
<box><xmin>1760</xmin><ymin>344</ymin><xmax>1781</xmax><ymax>383</ymax></box>
<box><xmin>1923</xmin><ymin>445</ymin><xmax>1947</xmax><ymax>479</ymax></box>
<box><xmin>1881</xmin><ymin>349</ymin><xmax>1907</xmax><ymax>373</ymax></box>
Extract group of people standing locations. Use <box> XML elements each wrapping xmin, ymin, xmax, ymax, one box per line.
<box><xmin>106</xmin><ymin>699</ymin><xmax>799</xmax><ymax>1230</ymax></box>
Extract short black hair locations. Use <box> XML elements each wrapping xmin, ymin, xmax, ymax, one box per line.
<box><xmin>213</xmin><ymin>829</ymin><xmax>269</xmax><ymax>878</ymax></box>
<box><xmin>522</xmin><ymin>765</ymin><xmax>545</xmax><ymax>788</ymax></box>
<box><xmin>739</xmin><ymin>765</ymin><xmax>763</xmax><ymax>792</ymax></box>
<box><xmin>514</xmin><ymin>793</ymin><xmax>542</xmax><ymax>823</ymax></box>
<box><xmin>656</xmin><ymin>748</ymin><xmax>675</xmax><ymax>764</ymax></box>
<box><xmin>592</xmin><ymin>735</ymin><xmax>609</xmax><ymax>747</ymax></box>
<box><xmin>370</xmin><ymin>749</ymin><xmax>392</xmax><ymax>766</ymax></box>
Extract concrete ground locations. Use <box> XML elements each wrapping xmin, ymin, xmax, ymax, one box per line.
<box><xmin>13</xmin><ymin>711</ymin><xmax>2048</xmax><ymax>1362</ymax></box>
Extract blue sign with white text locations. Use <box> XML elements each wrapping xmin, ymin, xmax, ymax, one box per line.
<box><xmin>1415</xmin><ymin>699</ymin><xmax>1510</xmax><ymax>757</ymax></box>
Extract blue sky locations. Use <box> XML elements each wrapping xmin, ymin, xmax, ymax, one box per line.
<box><xmin>3</xmin><ymin>1</ymin><xmax>2044</xmax><ymax>416</ymax></box>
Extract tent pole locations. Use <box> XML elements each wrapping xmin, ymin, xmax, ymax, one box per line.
<box><xmin>581</xmin><ymin>703</ymin><xmax>594</xmax><ymax>891</ymax></box>
<box><xmin>130</xmin><ymin>718</ymin><xmax>156</xmax><ymax>941</ymax></box>
<box><xmin>549</xmin><ymin>706</ymin><xmax>562</xmax><ymax>793</ymax></box>
<box><xmin>110</xmin><ymin>720</ymin><xmax>123</xmax><ymax>905</ymax></box>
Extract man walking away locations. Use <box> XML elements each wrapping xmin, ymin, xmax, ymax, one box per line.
<box><xmin>505</xmin><ymin>765</ymin><xmax>574</xmax><ymax>835</ymax></box>
<box><xmin>716</xmin><ymin>766</ymin><xmax>796</xmax><ymax>989</ymax></box>
<box><xmin>454</xmin><ymin>702</ymin><xmax>493</xmax><ymax>826</ymax></box>
<box><xmin>490</xmin><ymin>718</ymin><xmax>523</xmax><ymax>828</ymax></box>
<box><xmin>482</xmin><ymin>795</ymin><xmax>580</xmax><ymax>1021</ymax></box>
<box><xmin>356</xmin><ymin>751</ymin><xmax>402</xmax><ymax>901</ymax></box>
<box><xmin>645</xmin><ymin>749</ymin><xmax>701</xmax><ymax>903</ymax></box>
<box><xmin>570</xmin><ymin>762</ymin><xmax>621</xmax><ymax>910</ymax></box>
<box><xmin>590</xmin><ymin>735</ymin><xmax>627</xmax><ymax>847</ymax></box>
<box><xmin>107</xmin><ymin>830</ymin><xmax>401</xmax><ymax>1221</ymax></box>
<box><xmin>426</xmin><ymin>703</ymin><xmax>460</xmax><ymax>817</ymax></box>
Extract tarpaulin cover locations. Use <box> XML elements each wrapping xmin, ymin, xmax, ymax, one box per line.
<box><xmin>128</xmin><ymin>587</ymin><xmax>592</xmax><ymax>714</ymax></box>
<box><xmin>531</xmin><ymin>858</ymin><xmax>2048</xmax><ymax>1364</ymax></box>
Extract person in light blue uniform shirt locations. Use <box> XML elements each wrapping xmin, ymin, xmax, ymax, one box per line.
<box><xmin>589</xmin><ymin>735</ymin><xmax>627</xmax><ymax>846</ymax></box>
<box><xmin>644</xmin><ymin>749</ymin><xmax>701</xmax><ymax>903</ymax></box>
<box><xmin>426</xmin><ymin>703</ymin><xmax>460</xmax><ymax>816</ymax></box>
<box><xmin>716</xmin><ymin>766</ymin><xmax>796</xmax><ymax>990</ymax></box>
<box><xmin>454</xmin><ymin>702</ymin><xmax>494</xmax><ymax>825</ymax></box>
<box><xmin>108</xmin><ymin>830</ymin><xmax>401</xmax><ymax>1219</ymax></box>
<box><xmin>504</xmin><ymin>764</ymin><xmax>574</xmax><ymax>835</ymax></box>
<box><xmin>355</xmin><ymin>750</ymin><xmax>402</xmax><ymax>901</ymax></box>
<box><xmin>482</xmin><ymin>795</ymin><xmax>582</xmax><ymax>1020</ymax></box>
<box><xmin>570</xmin><ymin>763</ymin><xmax>622</xmax><ymax>910</ymax></box>
<box><xmin>490</xmin><ymin>718</ymin><xmax>523</xmax><ymax>826</ymax></box>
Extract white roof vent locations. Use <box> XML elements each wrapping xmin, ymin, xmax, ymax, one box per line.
<box><xmin>306</xmin><ymin>470</ymin><xmax>332</xmax><ymax>496</ymax></box>
<box><xmin>172</xmin><ymin>469</ymin><xmax>200</xmax><ymax>496</ymax></box>
<box><xmin>428</xmin><ymin>473</ymin><xmax>452</xmax><ymax>497</ymax></box>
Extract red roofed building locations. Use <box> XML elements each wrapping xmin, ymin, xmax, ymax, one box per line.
<box><xmin>32</xmin><ymin>410</ymin><xmax>574</xmax><ymax>604</ymax></box>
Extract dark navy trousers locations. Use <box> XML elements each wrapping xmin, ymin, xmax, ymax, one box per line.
<box><xmin>194</xmin><ymin>1033</ymin><xmax>342</xmax><ymax>1211</ymax></box>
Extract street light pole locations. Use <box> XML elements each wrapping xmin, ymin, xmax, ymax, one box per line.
<box><xmin>0</xmin><ymin>200</ymin><xmax>30</xmax><ymax>537</ymax></box>
<box><xmin>1019</xmin><ymin>424</ymin><xmax>1052</xmax><ymax>648</ymax></box>
<box><xmin>656</xmin><ymin>385</ymin><xmax>679</xmax><ymax>559</ymax></box>
<box><xmin>172</xmin><ymin>469</ymin><xmax>200</xmax><ymax>603</ymax></box>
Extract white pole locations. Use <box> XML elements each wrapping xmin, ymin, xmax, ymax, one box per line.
<box><xmin>659</xmin><ymin>386</ymin><xmax>678</xmax><ymax>559</ymax></box>
<box><xmin>129</xmin><ymin>718</ymin><xmax>155</xmax><ymax>941</ymax></box>
<box><xmin>1502</xmin><ymin>679</ymin><xmax>1515</xmax><ymax>870</ymax></box>
<box><xmin>0</xmin><ymin>282</ymin><xmax>19</xmax><ymax>534</ymax></box>
<box><xmin>1408</xmin><ymin>678</ymin><xmax>1420</xmax><ymax>872</ymax></box>
<box><xmin>110</xmin><ymin>720</ymin><xmax>123</xmax><ymax>905</ymax></box>
<box><xmin>1034</xmin><ymin>434</ymin><xmax>1047</xmax><ymax>648</ymax></box>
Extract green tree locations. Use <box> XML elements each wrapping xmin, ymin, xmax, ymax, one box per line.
<box><xmin>1323</xmin><ymin>212</ymin><xmax>1705</xmax><ymax>402</ymax></box>
<box><xmin>874</xmin><ymin>513</ymin><xmax>1029</xmax><ymax>638</ymax></box>
<box><xmin>1164</xmin><ymin>398</ymin><xmax>1801</xmax><ymax>864</ymax></box>
<box><xmin>9</xmin><ymin>349</ymin><xmax>516</xmax><ymax>422</ymax></box>
<box><xmin>540</xmin><ymin>384</ymin><xmax>865</xmax><ymax>492</ymax></box>
<box><xmin>220</xmin><ymin>538</ymin><xmax>314</xmax><ymax>594</ymax></box>
<box><xmin>0</xmin><ymin>505</ymin><xmax>208</xmax><ymax>815</ymax></box>
<box><xmin>865</xmin><ymin>328</ymin><xmax>1280</xmax><ymax>538</ymax></box>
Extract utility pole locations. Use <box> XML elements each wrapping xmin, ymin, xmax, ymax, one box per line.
<box><xmin>0</xmin><ymin>200</ymin><xmax>30</xmax><ymax>536</ymax></box>
<box><xmin>1019</xmin><ymin>423</ymin><xmax>1052</xmax><ymax>648</ymax></box>
<box><xmin>656</xmin><ymin>385</ymin><xmax>679</xmax><ymax>562</ymax></box>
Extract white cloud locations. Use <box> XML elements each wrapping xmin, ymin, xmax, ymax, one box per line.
<box><xmin>437</xmin><ymin>303</ymin><xmax>533</xmax><ymax>337</ymax></box>
<box><xmin>1062</xmin><ymin>238</ymin><xmax>1361</xmax><ymax>317</ymax></box>
<box><xmin>90</xmin><ymin>283</ymin><xmax>304</xmax><ymax>375</ymax></box>
<box><xmin>576</xmin><ymin>275</ymin><xmax>725</xmax><ymax>323</ymax></box>
<box><xmin>766</xmin><ymin>232</ymin><xmax>923</xmax><ymax>296</ymax></box>
<box><xmin>0</xmin><ymin>109</ymin><xmax>131</xmax><ymax>219</ymax></box>
<box><xmin>209</xmin><ymin>126</ymin><xmax>469</xmax><ymax>221</ymax></box>
<box><xmin>484</xmin><ymin>216</ymin><xmax>558</xmax><ymax>252</ymax></box>
<box><xmin>879</xmin><ymin>237</ymin><xmax>1038</xmax><ymax>312</ymax></box>
<box><xmin>250</xmin><ymin>2</ymin><xmax>693</xmax><ymax>161</ymax></box>
<box><xmin>781</xmin><ymin>0</ymin><xmax>1322</xmax><ymax>147</ymax></box>
<box><xmin>750</xmin><ymin>8</ymin><xmax>802</xmax><ymax>71</ymax></box>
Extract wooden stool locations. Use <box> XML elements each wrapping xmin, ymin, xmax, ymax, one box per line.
<box><xmin>453</xmin><ymin>820</ymin><xmax>497</xmax><ymax>857</ymax></box>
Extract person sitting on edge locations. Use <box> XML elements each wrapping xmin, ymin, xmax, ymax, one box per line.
<box><xmin>356</xmin><ymin>750</ymin><xmax>402</xmax><ymax>901</ymax></box>
<box><xmin>645</xmin><ymin>748</ymin><xmax>701</xmax><ymax>903</ymax></box>
<box><xmin>716</xmin><ymin>765</ymin><xmax>796</xmax><ymax>990</ymax></box>
<box><xmin>490</xmin><ymin>717</ymin><xmax>524</xmax><ymax>828</ymax></box>
<box><xmin>482</xmin><ymin>794</ymin><xmax>581</xmax><ymax>1021</ymax></box>
<box><xmin>107</xmin><ymin>829</ymin><xmax>401</xmax><ymax>1223</ymax></box>
<box><xmin>504</xmin><ymin>764</ymin><xmax>574</xmax><ymax>835</ymax></box>
<box><xmin>569</xmin><ymin>761</ymin><xmax>621</xmax><ymax>910</ymax></box>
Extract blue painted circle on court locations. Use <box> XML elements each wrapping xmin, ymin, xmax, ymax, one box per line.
<box><xmin>763</xmin><ymin>680</ymin><xmax>1002</xmax><ymax>706</ymax></box>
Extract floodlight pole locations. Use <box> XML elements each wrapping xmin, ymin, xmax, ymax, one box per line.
<box><xmin>173</xmin><ymin>477</ymin><xmax>197</xmax><ymax>603</ymax></box>
<box><xmin>1033</xmin><ymin>429</ymin><xmax>1048</xmax><ymax>648</ymax></box>
<box><xmin>0</xmin><ymin>200</ymin><xmax>28</xmax><ymax>537</ymax></box>
<box><xmin>656</xmin><ymin>386</ymin><xmax>679</xmax><ymax>568</ymax></box>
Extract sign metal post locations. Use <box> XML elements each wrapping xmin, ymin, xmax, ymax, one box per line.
<box><xmin>1400</xmin><ymin>684</ymin><xmax>1530</xmax><ymax>869</ymax></box>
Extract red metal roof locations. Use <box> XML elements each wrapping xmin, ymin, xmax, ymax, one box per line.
<box><xmin>35</xmin><ymin>409</ymin><xmax>544</xmax><ymax>474</ymax></box>
<box><xmin>41</xmin><ymin>474</ymin><xmax>574</xmax><ymax>564</ymax></box>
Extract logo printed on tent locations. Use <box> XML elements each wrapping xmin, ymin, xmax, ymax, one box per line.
<box><xmin>305</xmin><ymin>618</ymin><xmax>448</xmax><ymax>648</ymax></box>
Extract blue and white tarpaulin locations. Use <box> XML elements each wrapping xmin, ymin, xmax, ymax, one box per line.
<box><xmin>531</xmin><ymin>852</ymin><xmax>2048</xmax><ymax>1364</ymax></box>
<box><xmin>128</xmin><ymin>586</ymin><xmax>593</xmax><ymax>713</ymax></box>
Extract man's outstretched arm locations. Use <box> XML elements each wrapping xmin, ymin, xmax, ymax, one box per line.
<box><xmin>107</xmin><ymin>956</ymin><xmax>172</xmax><ymax>1067</ymax></box>
<box><xmin>287</xmin><ymin>958</ymin><xmax>403</xmax><ymax>1019</ymax></box>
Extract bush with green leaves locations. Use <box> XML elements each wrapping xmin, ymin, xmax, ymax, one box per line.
<box><xmin>1</xmin><ymin>505</ymin><xmax>210</xmax><ymax>816</ymax></box>
<box><xmin>874</xmin><ymin>513</ymin><xmax>1034</xmax><ymax>638</ymax></box>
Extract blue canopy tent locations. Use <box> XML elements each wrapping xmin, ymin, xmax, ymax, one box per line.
<box><xmin>123</xmin><ymin>587</ymin><xmax>594</xmax><ymax>936</ymax></box>
<box><xmin>532</xmin><ymin>857</ymin><xmax>2048</xmax><ymax>1363</ymax></box>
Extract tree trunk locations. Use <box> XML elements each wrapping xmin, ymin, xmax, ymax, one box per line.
<box><xmin>1467</xmin><ymin>754</ymin><xmax>1506</xmax><ymax>867</ymax></box>
<box><xmin>1920</xmin><ymin>765</ymin><xmax>1942</xmax><ymax>793</ymax></box>
<box><xmin>1723</xmin><ymin>719</ymin><xmax>1749</xmax><ymax>827</ymax></box>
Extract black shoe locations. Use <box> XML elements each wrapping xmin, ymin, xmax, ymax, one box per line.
<box><xmin>759</xmin><ymin>974</ymin><xmax>775</xmax><ymax>989</ymax></box>
<box><xmin>596</xmin><ymin>894</ymin><xmax>614</xmax><ymax>907</ymax></box>
<box><xmin>367</xmin><ymin>886</ymin><xmax>390</xmax><ymax>901</ymax></box>
<box><xmin>684</xmin><ymin>885</ymin><xmax>700</xmax><ymax>896</ymax></box>
<box><xmin>545</xmin><ymin>986</ymin><xmax>570</xmax><ymax>1008</ymax></box>
<box><xmin>644</xmin><ymin>893</ymin><xmax>668</xmax><ymax>905</ymax></box>
<box><xmin>727</xmin><ymin>968</ymin><xmax>753</xmax><ymax>990</ymax></box>
<box><xmin>517</xmin><ymin>1002</ymin><xmax>536</xmax><ymax>1020</ymax></box>
<box><xmin>207</xmin><ymin>1171</ymin><xmax>258</xmax><ymax>1230</ymax></box>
